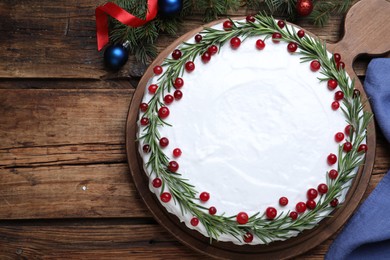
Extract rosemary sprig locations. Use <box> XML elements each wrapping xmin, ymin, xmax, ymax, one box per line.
<box><xmin>138</xmin><ymin>13</ymin><xmax>372</xmax><ymax>243</ymax></box>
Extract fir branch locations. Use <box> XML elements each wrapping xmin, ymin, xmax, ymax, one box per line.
<box><xmin>309</xmin><ymin>0</ymin><xmax>352</xmax><ymax>27</ymax></box>
<box><xmin>138</xmin><ymin>13</ymin><xmax>372</xmax><ymax>243</ymax></box>
<box><xmin>108</xmin><ymin>0</ymin><xmax>241</xmax><ymax>63</ymax></box>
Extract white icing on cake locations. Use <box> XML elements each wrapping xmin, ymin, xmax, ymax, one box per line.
<box><xmin>138</xmin><ymin>21</ymin><xmax>356</xmax><ymax>245</ymax></box>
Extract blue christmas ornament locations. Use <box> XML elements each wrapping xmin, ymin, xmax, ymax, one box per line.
<box><xmin>158</xmin><ymin>0</ymin><xmax>183</xmax><ymax>17</ymax></box>
<box><xmin>104</xmin><ymin>43</ymin><xmax>129</xmax><ymax>70</ymax></box>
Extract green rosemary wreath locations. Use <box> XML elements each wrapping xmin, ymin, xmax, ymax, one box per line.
<box><xmin>139</xmin><ymin>13</ymin><xmax>372</xmax><ymax>243</ymax></box>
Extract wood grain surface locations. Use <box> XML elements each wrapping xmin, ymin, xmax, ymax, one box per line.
<box><xmin>0</xmin><ymin>0</ymin><xmax>389</xmax><ymax>259</ymax></box>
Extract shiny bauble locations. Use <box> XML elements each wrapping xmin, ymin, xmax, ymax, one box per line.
<box><xmin>158</xmin><ymin>0</ymin><xmax>183</xmax><ymax>17</ymax></box>
<box><xmin>296</xmin><ymin>0</ymin><xmax>314</xmax><ymax>17</ymax></box>
<box><xmin>103</xmin><ymin>44</ymin><xmax>129</xmax><ymax>70</ymax></box>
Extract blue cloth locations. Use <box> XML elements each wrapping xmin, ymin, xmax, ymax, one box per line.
<box><xmin>326</xmin><ymin>58</ymin><xmax>390</xmax><ymax>259</ymax></box>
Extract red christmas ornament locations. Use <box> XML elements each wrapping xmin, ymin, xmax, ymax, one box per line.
<box><xmin>296</xmin><ymin>0</ymin><xmax>314</xmax><ymax>17</ymax></box>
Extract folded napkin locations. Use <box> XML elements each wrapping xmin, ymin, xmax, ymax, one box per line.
<box><xmin>326</xmin><ymin>58</ymin><xmax>390</xmax><ymax>259</ymax></box>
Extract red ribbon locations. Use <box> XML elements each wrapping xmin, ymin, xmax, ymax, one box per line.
<box><xmin>95</xmin><ymin>0</ymin><xmax>158</xmax><ymax>51</ymax></box>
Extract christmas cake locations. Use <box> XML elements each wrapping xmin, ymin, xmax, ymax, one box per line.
<box><xmin>136</xmin><ymin>15</ymin><xmax>371</xmax><ymax>245</ymax></box>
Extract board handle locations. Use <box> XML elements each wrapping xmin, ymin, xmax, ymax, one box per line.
<box><xmin>327</xmin><ymin>0</ymin><xmax>390</xmax><ymax>69</ymax></box>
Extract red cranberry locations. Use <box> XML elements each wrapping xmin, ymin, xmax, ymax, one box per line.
<box><xmin>335</xmin><ymin>132</ymin><xmax>345</xmax><ymax>142</ymax></box>
<box><xmin>358</xmin><ymin>144</ymin><xmax>368</xmax><ymax>152</ymax></box>
<box><xmin>230</xmin><ymin>37</ymin><xmax>241</xmax><ymax>49</ymax></box>
<box><xmin>328</xmin><ymin>79</ymin><xmax>338</xmax><ymax>90</ymax></box>
<box><xmin>174</xmin><ymin>90</ymin><xmax>183</xmax><ymax>100</ymax></box>
<box><xmin>307</xmin><ymin>188</ymin><xmax>318</xmax><ymax>200</ymax></box>
<box><xmin>194</xmin><ymin>34</ymin><xmax>202</xmax><ymax>43</ymax></box>
<box><xmin>160</xmin><ymin>192</ymin><xmax>171</xmax><ymax>202</ymax></box>
<box><xmin>199</xmin><ymin>192</ymin><xmax>210</xmax><ymax>202</ymax></box>
<box><xmin>277</xmin><ymin>20</ymin><xmax>285</xmax><ymax>28</ymax></box>
<box><xmin>153</xmin><ymin>65</ymin><xmax>163</xmax><ymax>75</ymax></box>
<box><xmin>236</xmin><ymin>212</ymin><xmax>249</xmax><ymax>224</ymax></box>
<box><xmin>330</xmin><ymin>198</ymin><xmax>339</xmax><ymax>207</ymax></box>
<box><xmin>209</xmin><ymin>206</ymin><xmax>217</xmax><ymax>215</ymax></box>
<box><xmin>256</xmin><ymin>39</ymin><xmax>265</xmax><ymax>50</ymax></box>
<box><xmin>296</xmin><ymin>202</ymin><xmax>307</xmax><ymax>213</ymax></box>
<box><xmin>279</xmin><ymin>197</ymin><xmax>288</xmax><ymax>206</ymax></box>
<box><xmin>329</xmin><ymin>169</ymin><xmax>339</xmax><ymax>180</ymax></box>
<box><xmin>190</xmin><ymin>217</ymin><xmax>199</xmax><ymax>226</ymax></box>
<box><xmin>168</xmin><ymin>161</ymin><xmax>179</xmax><ymax>172</ymax></box>
<box><xmin>266</xmin><ymin>207</ymin><xmax>277</xmax><ymax>220</ymax></box>
<box><xmin>140</xmin><ymin>103</ymin><xmax>148</xmax><ymax>112</ymax></box>
<box><xmin>172</xmin><ymin>49</ymin><xmax>182</xmax><ymax>60</ymax></box>
<box><xmin>159</xmin><ymin>137</ymin><xmax>169</xmax><ymax>147</ymax></box>
<box><xmin>152</xmin><ymin>178</ymin><xmax>162</xmax><ymax>188</ymax></box>
<box><xmin>243</xmin><ymin>232</ymin><xmax>254</xmax><ymax>243</ymax></box>
<box><xmin>306</xmin><ymin>200</ymin><xmax>316</xmax><ymax>210</ymax></box>
<box><xmin>318</xmin><ymin>183</ymin><xmax>329</xmax><ymax>194</ymax></box>
<box><xmin>297</xmin><ymin>29</ymin><xmax>305</xmax><ymax>38</ymax></box>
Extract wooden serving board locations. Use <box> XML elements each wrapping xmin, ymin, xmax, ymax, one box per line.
<box><xmin>126</xmin><ymin>0</ymin><xmax>389</xmax><ymax>258</ymax></box>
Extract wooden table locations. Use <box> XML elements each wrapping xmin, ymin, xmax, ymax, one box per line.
<box><xmin>1</xmin><ymin>1</ymin><xmax>389</xmax><ymax>259</ymax></box>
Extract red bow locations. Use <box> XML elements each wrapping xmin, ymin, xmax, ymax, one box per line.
<box><xmin>95</xmin><ymin>0</ymin><xmax>158</xmax><ymax>51</ymax></box>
